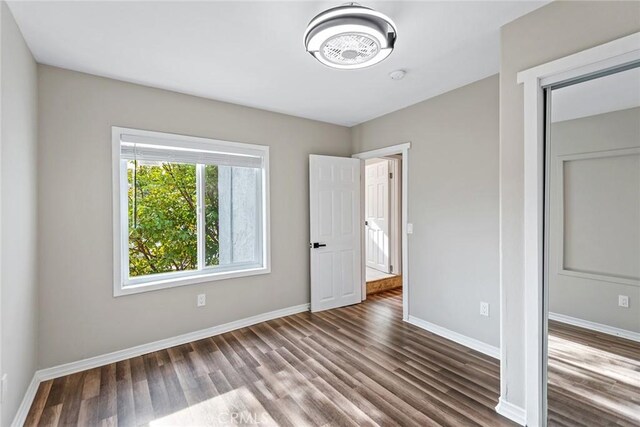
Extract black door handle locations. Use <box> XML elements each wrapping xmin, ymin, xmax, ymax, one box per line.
<box><xmin>310</xmin><ymin>242</ymin><xmax>327</xmax><ymax>249</ymax></box>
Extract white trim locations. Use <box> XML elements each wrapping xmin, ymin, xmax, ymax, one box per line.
<box><xmin>549</xmin><ymin>312</ymin><xmax>640</xmax><ymax>343</ymax></box>
<box><xmin>115</xmin><ymin>266</ymin><xmax>271</xmax><ymax>296</ymax></box>
<box><xmin>10</xmin><ymin>302</ymin><xmax>308</xmax><ymax>426</ymax></box>
<box><xmin>37</xmin><ymin>302</ymin><xmax>309</xmax><ymax>381</ymax></box>
<box><xmin>0</xmin><ymin>4</ymin><xmax>3</xmax><ymax>424</ymax></box>
<box><xmin>517</xmin><ymin>33</ymin><xmax>640</xmax><ymax>85</ymax></box>
<box><xmin>555</xmin><ymin>148</ymin><xmax>640</xmax><ymax>287</ymax></box>
<box><xmin>557</xmin><ymin>269</ymin><xmax>640</xmax><ymax>287</ymax></box>
<box><xmin>352</xmin><ymin>142</ymin><xmax>411</xmax><ymax>160</ymax></box>
<box><xmin>523</xmin><ymin>70</ymin><xmax>546</xmax><ymax>427</ymax></box>
<box><xmin>407</xmin><ymin>315</ymin><xmax>500</xmax><ymax>360</ymax></box>
<box><xmin>111</xmin><ymin>126</ymin><xmax>271</xmax><ymax>297</ymax></box>
<box><xmin>515</xmin><ymin>31</ymin><xmax>640</xmax><ymax>427</ymax></box>
<box><xmin>10</xmin><ymin>375</ymin><xmax>39</xmax><ymax>427</ymax></box>
<box><xmin>495</xmin><ymin>397</ymin><xmax>527</xmax><ymax>426</ymax></box>
<box><xmin>353</xmin><ymin>142</ymin><xmax>410</xmax><ymax>321</ymax></box>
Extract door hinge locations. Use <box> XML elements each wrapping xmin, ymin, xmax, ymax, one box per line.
<box><xmin>390</xmin><ymin>265</ymin><xmax>393</xmax><ymax>273</ymax></box>
<box><xmin>389</xmin><ymin>172</ymin><xmax>393</xmax><ymax>179</ymax></box>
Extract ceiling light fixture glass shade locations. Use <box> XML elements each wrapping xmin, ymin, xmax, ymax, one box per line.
<box><xmin>303</xmin><ymin>3</ymin><xmax>397</xmax><ymax>69</ymax></box>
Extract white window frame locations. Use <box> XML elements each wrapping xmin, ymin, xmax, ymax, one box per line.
<box><xmin>112</xmin><ymin>126</ymin><xmax>271</xmax><ymax>297</ymax></box>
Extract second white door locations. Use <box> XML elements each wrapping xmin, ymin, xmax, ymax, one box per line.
<box><xmin>309</xmin><ymin>155</ymin><xmax>362</xmax><ymax>312</ymax></box>
<box><xmin>365</xmin><ymin>159</ymin><xmax>390</xmax><ymax>273</ymax></box>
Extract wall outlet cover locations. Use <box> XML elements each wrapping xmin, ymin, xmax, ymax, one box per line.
<box><xmin>618</xmin><ymin>295</ymin><xmax>629</xmax><ymax>308</ymax></box>
<box><xmin>480</xmin><ymin>302</ymin><xmax>490</xmax><ymax>317</ymax></box>
<box><xmin>197</xmin><ymin>294</ymin><xmax>206</xmax><ymax>307</ymax></box>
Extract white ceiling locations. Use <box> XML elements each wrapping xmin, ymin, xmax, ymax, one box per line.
<box><xmin>8</xmin><ymin>1</ymin><xmax>548</xmax><ymax>126</ymax></box>
<box><xmin>552</xmin><ymin>66</ymin><xmax>640</xmax><ymax>123</ymax></box>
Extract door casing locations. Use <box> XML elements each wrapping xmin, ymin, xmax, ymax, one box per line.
<box><xmin>352</xmin><ymin>142</ymin><xmax>411</xmax><ymax>321</ymax></box>
<box><xmin>513</xmin><ymin>32</ymin><xmax>640</xmax><ymax>427</ymax></box>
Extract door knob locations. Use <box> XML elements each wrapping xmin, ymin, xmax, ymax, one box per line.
<box><xmin>310</xmin><ymin>242</ymin><xmax>327</xmax><ymax>249</ymax></box>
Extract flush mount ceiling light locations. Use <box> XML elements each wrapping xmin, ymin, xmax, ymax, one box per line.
<box><xmin>303</xmin><ymin>3</ymin><xmax>397</xmax><ymax>69</ymax></box>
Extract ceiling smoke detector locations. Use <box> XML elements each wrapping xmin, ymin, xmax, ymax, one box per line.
<box><xmin>389</xmin><ymin>69</ymin><xmax>406</xmax><ymax>80</ymax></box>
<box><xmin>303</xmin><ymin>3</ymin><xmax>397</xmax><ymax>69</ymax></box>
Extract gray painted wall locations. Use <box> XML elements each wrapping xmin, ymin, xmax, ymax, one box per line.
<box><xmin>500</xmin><ymin>0</ymin><xmax>640</xmax><ymax>409</ymax></box>
<box><xmin>549</xmin><ymin>108</ymin><xmax>640</xmax><ymax>333</ymax></box>
<box><xmin>37</xmin><ymin>65</ymin><xmax>351</xmax><ymax>369</ymax></box>
<box><xmin>11</xmin><ymin>2</ymin><xmax>640</xmax><ymax>420</ymax></box>
<box><xmin>352</xmin><ymin>75</ymin><xmax>500</xmax><ymax>347</ymax></box>
<box><xmin>1</xmin><ymin>2</ymin><xmax>39</xmax><ymax>425</ymax></box>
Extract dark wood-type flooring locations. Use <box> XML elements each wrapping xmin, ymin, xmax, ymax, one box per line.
<box><xmin>24</xmin><ymin>290</ymin><xmax>639</xmax><ymax>426</ymax></box>
<box><xmin>548</xmin><ymin>320</ymin><xmax>640</xmax><ymax>427</ymax></box>
<box><xmin>25</xmin><ymin>289</ymin><xmax>513</xmax><ymax>426</ymax></box>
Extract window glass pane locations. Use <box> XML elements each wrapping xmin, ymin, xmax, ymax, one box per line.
<box><xmin>127</xmin><ymin>160</ymin><xmax>197</xmax><ymax>277</ymax></box>
<box><xmin>210</xmin><ymin>165</ymin><xmax>261</xmax><ymax>267</ymax></box>
<box><xmin>204</xmin><ymin>164</ymin><xmax>220</xmax><ymax>266</ymax></box>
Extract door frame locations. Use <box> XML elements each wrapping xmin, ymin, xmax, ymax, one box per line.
<box><xmin>353</xmin><ymin>142</ymin><xmax>410</xmax><ymax>321</ymax></box>
<box><xmin>514</xmin><ymin>32</ymin><xmax>640</xmax><ymax>427</ymax></box>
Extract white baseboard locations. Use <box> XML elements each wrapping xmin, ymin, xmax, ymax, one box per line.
<box><xmin>10</xmin><ymin>375</ymin><xmax>40</xmax><ymax>427</ymax></box>
<box><xmin>11</xmin><ymin>302</ymin><xmax>309</xmax><ymax>426</ymax></box>
<box><xmin>37</xmin><ymin>302</ymin><xmax>309</xmax><ymax>381</ymax></box>
<box><xmin>495</xmin><ymin>397</ymin><xmax>526</xmax><ymax>426</ymax></box>
<box><xmin>549</xmin><ymin>312</ymin><xmax>640</xmax><ymax>343</ymax></box>
<box><xmin>406</xmin><ymin>315</ymin><xmax>500</xmax><ymax>359</ymax></box>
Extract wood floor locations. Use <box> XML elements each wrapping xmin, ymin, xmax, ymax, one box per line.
<box><xmin>547</xmin><ymin>320</ymin><xmax>640</xmax><ymax>427</ymax></box>
<box><xmin>25</xmin><ymin>290</ymin><xmax>639</xmax><ymax>427</ymax></box>
<box><xmin>25</xmin><ymin>289</ymin><xmax>514</xmax><ymax>426</ymax></box>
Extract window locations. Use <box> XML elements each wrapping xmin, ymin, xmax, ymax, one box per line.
<box><xmin>112</xmin><ymin>127</ymin><xmax>270</xmax><ymax>296</ymax></box>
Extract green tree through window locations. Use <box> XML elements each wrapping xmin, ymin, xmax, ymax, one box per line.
<box><xmin>127</xmin><ymin>161</ymin><xmax>220</xmax><ymax>277</ymax></box>
<box><xmin>204</xmin><ymin>165</ymin><xmax>220</xmax><ymax>266</ymax></box>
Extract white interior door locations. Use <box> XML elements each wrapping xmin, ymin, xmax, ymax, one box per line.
<box><xmin>365</xmin><ymin>160</ymin><xmax>390</xmax><ymax>273</ymax></box>
<box><xmin>309</xmin><ymin>155</ymin><xmax>362</xmax><ymax>312</ymax></box>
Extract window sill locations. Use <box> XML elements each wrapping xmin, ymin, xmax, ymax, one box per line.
<box><xmin>114</xmin><ymin>266</ymin><xmax>270</xmax><ymax>297</ymax></box>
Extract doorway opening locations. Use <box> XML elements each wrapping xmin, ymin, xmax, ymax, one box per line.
<box><xmin>353</xmin><ymin>142</ymin><xmax>410</xmax><ymax>320</ymax></box>
<box><xmin>308</xmin><ymin>143</ymin><xmax>410</xmax><ymax>317</ymax></box>
<box><xmin>364</xmin><ymin>156</ymin><xmax>403</xmax><ymax>296</ymax></box>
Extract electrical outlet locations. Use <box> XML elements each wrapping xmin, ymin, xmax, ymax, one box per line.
<box><xmin>618</xmin><ymin>295</ymin><xmax>629</xmax><ymax>308</ymax></box>
<box><xmin>197</xmin><ymin>294</ymin><xmax>206</xmax><ymax>307</ymax></box>
<box><xmin>480</xmin><ymin>302</ymin><xmax>490</xmax><ymax>317</ymax></box>
<box><xmin>406</xmin><ymin>223</ymin><xmax>414</xmax><ymax>234</ymax></box>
